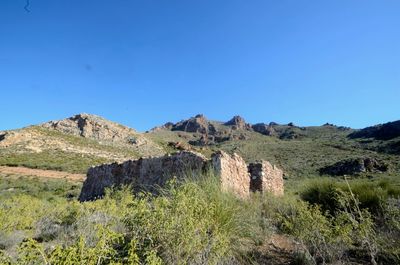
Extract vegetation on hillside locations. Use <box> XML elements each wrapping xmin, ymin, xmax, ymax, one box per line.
<box><xmin>148</xmin><ymin>124</ymin><xmax>400</xmax><ymax>179</ymax></box>
<box><xmin>0</xmin><ymin>126</ymin><xmax>142</xmax><ymax>173</ymax></box>
<box><xmin>0</xmin><ymin>150</ymin><xmax>109</xmax><ymax>174</ymax></box>
<box><xmin>1</xmin><ymin>115</ymin><xmax>400</xmax><ymax>264</ymax></box>
<box><xmin>1</xmin><ymin>115</ymin><xmax>400</xmax><ymax>179</ymax></box>
<box><xmin>0</xmin><ymin>174</ymin><xmax>399</xmax><ymax>264</ymax></box>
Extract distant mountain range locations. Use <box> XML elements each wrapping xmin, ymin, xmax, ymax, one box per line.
<box><xmin>0</xmin><ymin>113</ymin><xmax>399</xmax><ymax>179</ymax></box>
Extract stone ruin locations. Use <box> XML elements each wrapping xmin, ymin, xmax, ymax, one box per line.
<box><xmin>79</xmin><ymin>151</ymin><xmax>284</xmax><ymax>201</ymax></box>
<box><xmin>212</xmin><ymin>151</ymin><xmax>250</xmax><ymax>199</ymax></box>
<box><xmin>249</xmin><ymin>161</ymin><xmax>284</xmax><ymax>196</ymax></box>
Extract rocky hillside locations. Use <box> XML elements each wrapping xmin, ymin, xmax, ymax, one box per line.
<box><xmin>150</xmin><ymin>114</ymin><xmax>352</xmax><ymax>142</ymax></box>
<box><xmin>41</xmin><ymin>113</ymin><xmax>139</xmax><ymax>143</ymax></box>
<box><xmin>348</xmin><ymin>120</ymin><xmax>400</xmax><ymax>155</ymax></box>
<box><xmin>148</xmin><ymin>115</ymin><xmax>400</xmax><ymax>178</ymax></box>
<box><xmin>1</xmin><ymin>113</ymin><xmax>399</xmax><ymax>179</ymax></box>
<box><xmin>349</xmin><ymin>120</ymin><xmax>400</xmax><ymax>140</ymax></box>
<box><xmin>0</xmin><ymin>114</ymin><xmax>164</xmax><ymax>173</ymax></box>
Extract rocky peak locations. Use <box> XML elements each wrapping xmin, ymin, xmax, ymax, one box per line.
<box><xmin>172</xmin><ymin>114</ymin><xmax>216</xmax><ymax>134</ymax></box>
<box><xmin>224</xmin><ymin>115</ymin><xmax>251</xmax><ymax>130</ymax></box>
<box><xmin>41</xmin><ymin>113</ymin><xmax>138</xmax><ymax>143</ymax></box>
<box><xmin>287</xmin><ymin>122</ymin><xmax>295</xmax><ymax>127</ymax></box>
<box><xmin>148</xmin><ymin>122</ymin><xmax>174</xmax><ymax>132</ymax></box>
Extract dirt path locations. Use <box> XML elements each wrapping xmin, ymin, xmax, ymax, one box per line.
<box><xmin>0</xmin><ymin>166</ymin><xmax>85</xmax><ymax>182</ymax></box>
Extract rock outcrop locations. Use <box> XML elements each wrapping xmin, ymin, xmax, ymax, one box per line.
<box><xmin>0</xmin><ymin>114</ymin><xmax>165</xmax><ymax>165</ymax></box>
<box><xmin>252</xmin><ymin>123</ymin><xmax>276</xmax><ymax>136</ymax></box>
<box><xmin>149</xmin><ymin>122</ymin><xmax>174</xmax><ymax>132</ymax></box>
<box><xmin>79</xmin><ymin>151</ymin><xmax>284</xmax><ymax>201</ymax></box>
<box><xmin>0</xmin><ymin>132</ymin><xmax>5</xmax><ymax>142</ymax></box>
<box><xmin>172</xmin><ymin>114</ymin><xmax>216</xmax><ymax>134</ymax></box>
<box><xmin>41</xmin><ymin>113</ymin><xmax>143</xmax><ymax>144</ymax></box>
<box><xmin>167</xmin><ymin>141</ymin><xmax>192</xmax><ymax>151</ymax></box>
<box><xmin>319</xmin><ymin>157</ymin><xmax>389</xmax><ymax>176</ymax></box>
<box><xmin>249</xmin><ymin>161</ymin><xmax>284</xmax><ymax>196</ymax></box>
<box><xmin>0</xmin><ymin>129</ymin><xmax>44</xmax><ymax>151</ymax></box>
<box><xmin>224</xmin><ymin>116</ymin><xmax>251</xmax><ymax>130</ymax></box>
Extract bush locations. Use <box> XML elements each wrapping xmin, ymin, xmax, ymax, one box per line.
<box><xmin>1</xmin><ymin>174</ymin><xmax>399</xmax><ymax>264</ymax></box>
<box><xmin>123</xmin><ymin>178</ymin><xmax>263</xmax><ymax>264</ymax></box>
<box><xmin>276</xmin><ymin>181</ymin><xmax>385</xmax><ymax>264</ymax></box>
<box><xmin>377</xmin><ymin>197</ymin><xmax>400</xmax><ymax>262</ymax></box>
<box><xmin>0</xmin><ymin>176</ymin><xmax>264</xmax><ymax>264</ymax></box>
<box><xmin>0</xmin><ymin>195</ymin><xmax>48</xmax><ymax>232</ymax></box>
<box><xmin>301</xmin><ymin>178</ymin><xmax>400</xmax><ymax>216</ymax></box>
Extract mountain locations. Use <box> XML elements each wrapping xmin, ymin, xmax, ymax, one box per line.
<box><xmin>41</xmin><ymin>113</ymin><xmax>139</xmax><ymax>143</ymax></box>
<box><xmin>0</xmin><ymin>113</ymin><xmax>164</xmax><ymax>173</ymax></box>
<box><xmin>147</xmin><ymin>115</ymin><xmax>400</xmax><ymax>178</ymax></box>
<box><xmin>348</xmin><ymin>120</ymin><xmax>400</xmax><ymax>155</ymax></box>
<box><xmin>1</xmin><ymin>114</ymin><xmax>399</xmax><ymax>180</ymax></box>
<box><xmin>349</xmin><ymin>120</ymin><xmax>400</xmax><ymax>140</ymax></box>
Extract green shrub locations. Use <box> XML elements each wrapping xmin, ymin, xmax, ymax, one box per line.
<box><xmin>260</xmin><ymin>183</ymin><xmax>382</xmax><ymax>264</ymax></box>
<box><xmin>377</xmin><ymin>198</ymin><xmax>400</xmax><ymax>262</ymax></box>
<box><xmin>0</xmin><ymin>195</ymin><xmax>48</xmax><ymax>232</ymax></box>
<box><xmin>301</xmin><ymin>178</ymin><xmax>400</xmax><ymax>216</ymax></box>
<box><xmin>0</xmin><ymin>176</ymin><xmax>264</xmax><ymax>264</ymax></box>
<box><xmin>0</xmin><ymin>250</ymin><xmax>12</xmax><ymax>265</ymax></box>
<box><xmin>123</xmin><ymin>178</ymin><xmax>263</xmax><ymax>264</ymax></box>
<box><xmin>2</xmin><ymin>174</ymin><xmax>399</xmax><ymax>264</ymax></box>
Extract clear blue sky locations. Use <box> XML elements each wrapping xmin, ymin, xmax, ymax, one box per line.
<box><xmin>1</xmin><ymin>0</ymin><xmax>399</xmax><ymax>131</ymax></box>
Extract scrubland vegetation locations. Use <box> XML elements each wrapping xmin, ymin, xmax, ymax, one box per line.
<box><xmin>0</xmin><ymin>150</ymin><xmax>109</xmax><ymax>174</ymax></box>
<box><xmin>0</xmin><ymin>174</ymin><xmax>399</xmax><ymax>265</ymax></box>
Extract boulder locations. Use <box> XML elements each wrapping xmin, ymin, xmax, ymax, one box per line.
<box><xmin>319</xmin><ymin>157</ymin><xmax>389</xmax><ymax>176</ymax></box>
<box><xmin>252</xmin><ymin>123</ymin><xmax>276</xmax><ymax>136</ymax></box>
<box><xmin>167</xmin><ymin>141</ymin><xmax>192</xmax><ymax>151</ymax></box>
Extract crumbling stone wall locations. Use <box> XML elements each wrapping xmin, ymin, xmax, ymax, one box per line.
<box><xmin>79</xmin><ymin>151</ymin><xmax>207</xmax><ymax>201</ymax></box>
<box><xmin>248</xmin><ymin>161</ymin><xmax>284</xmax><ymax>196</ymax></box>
<box><xmin>212</xmin><ymin>151</ymin><xmax>250</xmax><ymax>199</ymax></box>
<box><xmin>79</xmin><ymin>151</ymin><xmax>284</xmax><ymax>201</ymax></box>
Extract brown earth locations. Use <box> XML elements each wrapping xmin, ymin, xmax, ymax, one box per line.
<box><xmin>0</xmin><ymin>166</ymin><xmax>85</xmax><ymax>182</ymax></box>
<box><xmin>252</xmin><ymin>234</ymin><xmax>300</xmax><ymax>265</ymax></box>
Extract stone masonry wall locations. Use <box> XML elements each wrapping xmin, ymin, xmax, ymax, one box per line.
<box><xmin>79</xmin><ymin>151</ymin><xmax>207</xmax><ymax>201</ymax></box>
<box><xmin>249</xmin><ymin>161</ymin><xmax>284</xmax><ymax>196</ymax></box>
<box><xmin>211</xmin><ymin>151</ymin><xmax>250</xmax><ymax>199</ymax></box>
<box><xmin>79</xmin><ymin>151</ymin><xmax>284</xmax><ymax>201</ymax></box>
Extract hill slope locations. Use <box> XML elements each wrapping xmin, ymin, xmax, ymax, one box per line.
<box><xmin>0</xmin><ymin>114</ymin><xmax>164</xmax><ymax>173</ymax></box>
<box><xmin>1</xmin><ymin>113</ymin><xmax>399</xmax><ymax>180</ymax></box>
<box><xmin>148</xmin><ymin>115</ymin><xmax>400</xmax><ymax>179</ymax></box>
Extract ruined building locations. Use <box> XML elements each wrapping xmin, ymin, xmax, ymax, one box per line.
<box><xmin>79</xmin><ymin>151</ymin><xmax>284</xmax><ymax>201</ymax></box>
<box><xmin>248</xmin><ymin>161</ymin><xmax>284</xmax><ymax>196</ymax></box>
